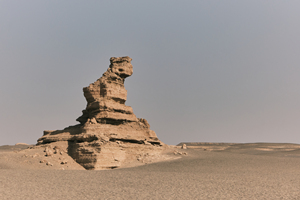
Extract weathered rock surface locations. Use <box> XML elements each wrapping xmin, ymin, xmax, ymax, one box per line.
<box><xmin>37</xmin><ymin>56</ymin><xmax>165</xmax><ymax>170</ymax></box>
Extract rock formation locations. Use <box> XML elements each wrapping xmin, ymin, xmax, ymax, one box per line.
<box><xmin>37</xmin><ymin>56</ymin><xmax>165</xmax><ymax>169</ymax></box>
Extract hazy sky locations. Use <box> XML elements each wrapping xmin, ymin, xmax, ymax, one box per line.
<box><xmin>1</xmin><ymin>1</ymin><xmax>300</xmax><ymax>145</ymax></box>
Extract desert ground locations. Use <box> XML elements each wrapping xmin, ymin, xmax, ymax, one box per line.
<box><xmin>1</xmin><ymin>142</ymin><xmax>300</xmax><ymax>199</ymax></box>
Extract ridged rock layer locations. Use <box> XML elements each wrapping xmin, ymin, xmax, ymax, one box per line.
<box><xmin>37</xmin><ymin>56</ymin><xmax>164</xmax><ymax>169</ymax></box>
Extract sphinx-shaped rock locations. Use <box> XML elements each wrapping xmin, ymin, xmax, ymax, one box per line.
<box><xmin>37</xmin><ymin>56</ymin><xmax>164</xmax><ymax>169</ymax></box>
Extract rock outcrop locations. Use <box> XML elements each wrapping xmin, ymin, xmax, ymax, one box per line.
<box><xmin>37</xmin><ymin>56</ymin><xmax>165</xmax><ymax>169</ymax></box>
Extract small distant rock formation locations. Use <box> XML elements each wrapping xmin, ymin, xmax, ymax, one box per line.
<box><xmin>37</xmin><ymin>56</ymin><xmax>165</xmax><ymax>169</ymax></box>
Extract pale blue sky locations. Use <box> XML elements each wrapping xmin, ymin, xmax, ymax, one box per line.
<box><xmin>1</xmin><ymin>1</ymin><xmax>300</xmax><ymax>145</ymax></box>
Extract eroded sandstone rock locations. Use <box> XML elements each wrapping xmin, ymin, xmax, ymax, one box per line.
<box><xmin>37</xmin><ymin>56</ymin><xmax>165</xmax><ymax>170</ymax></box>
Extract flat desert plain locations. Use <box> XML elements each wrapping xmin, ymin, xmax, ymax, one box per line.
<box><xmin>1</xmin><ymin>143</ymin><xmax>300</xmax><ymax>199</ymax></box>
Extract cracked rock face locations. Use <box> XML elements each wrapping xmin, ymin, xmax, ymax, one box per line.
<box><xmin>37</xmin><ymin>56</ymin><xmax>165</xmax><ymax>170</ymax></box>
<box><xmin>77</xmin><ymin>56</ymin><xmax>136</xmax><ymax>125</ymax></box>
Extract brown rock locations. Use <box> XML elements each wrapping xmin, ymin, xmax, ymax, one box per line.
<box><xmin>181</xmin><ymin>144</ymin><xmax>187</xmax><ymax>149</ymax></box>
<box><xmin>54</xmin><ymin>146</ymin><xmax>61</xmax><ymax>154</ymax></box>
<box><xmin>31</xmin><ymin>154</ymin><xmax>38</xmax><ymax>158</ymax></box>
<box><xmin>15</xmin><ymin>143</ymin><xmax>29</xmax><ymax>145</ymax></box>
<box><xmin>45</xmin><ymin>148</ymin><xmax>53</xmax><ymax>157</ymax></box>
<box><xmin>37</xmin><ymin>56</ymin><xmax>165</xmax><ymax>170</ymax></box>
<box><xmin>173</xmin><ymin>150</ymin><xmax>184</xmax><ymax>155</ymax></box>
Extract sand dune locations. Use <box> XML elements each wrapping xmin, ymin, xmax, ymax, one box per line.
<box><xmin>1</xmin><ymin>143</ymin><xmax>300</xmax><ymax>199</ymax></box>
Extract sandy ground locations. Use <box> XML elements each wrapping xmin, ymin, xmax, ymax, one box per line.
<box><xmin>1</xmin><ymin>143</ymin><xmax>300</xmax><ymax>199</ymax></box>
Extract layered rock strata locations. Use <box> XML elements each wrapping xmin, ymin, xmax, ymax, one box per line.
<box><xmin>37</xmin><ymin>56</ymin><xmax>164</xmax><ymax>169</ymax></box>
